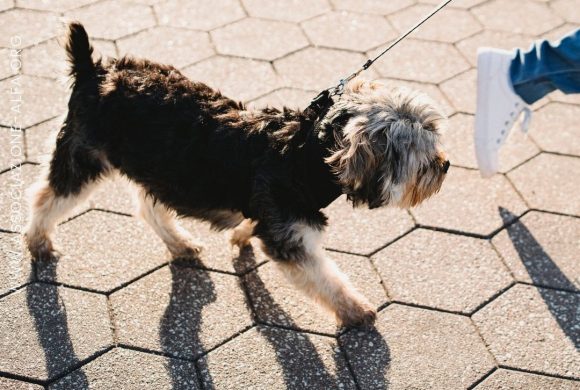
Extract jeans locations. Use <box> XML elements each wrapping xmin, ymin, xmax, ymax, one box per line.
<box><xmin>510</xmin><ymin>28</ymin><xmax>580</xmax><ymax>104</ymax></box>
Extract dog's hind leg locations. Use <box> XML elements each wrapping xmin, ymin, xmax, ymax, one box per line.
<box><xmin>136</xmin><ymin>188</ymin><xmax>203</xmax><ymax>259</ymax></box>
<box><xmin>25</xmin><ymin>122</ymin><xmax>108</xmax><ymax>261</ymax></box>
<box><xmin>230</xmin><ymin>219</ymin><xmax>256</xmax><ymax>248</ymax></box>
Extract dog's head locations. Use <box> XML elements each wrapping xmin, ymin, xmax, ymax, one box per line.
<box><xmin>323</xmin><ymin>79</ymin><xmax>449</xmax><ymax>209</ymax></box>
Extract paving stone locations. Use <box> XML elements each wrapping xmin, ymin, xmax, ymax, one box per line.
<box><xmin>473</xmin><ymin>284</ymin><xmax>579</xmax><ymax>378</ymax></box>
<box><xmin>36</xmin><ymin>210</ymin><xmax>169</xmax><ymax>292</ymax></box>
<box><xmin>0</xmin><ymin>47</ymin><xmax>19</xmax><ymax>80</ymax></box>
<box><xmin>420</xmin><ymin>0</ymin><xmax>488</xmax><ymax>8</ymax></box>
<box><xmin>180</xmin><ymin>218</ymin><xmax>270</xmax><ymax>274</ymax></box>
<box><xmin>302</xmin><ymin>11</ymin><xmax>397</xmax><ymax>52</ymax></box>
<box><xmin>275</xmin><ymin>47</ymin><xmax>378</xmax><ymax>91</ymax></box>
<box><xmin>88</xmin><ymin>175</ymin><xmax>136</xmax><ymax>216</ymax></box>
<box><xmin>0</xmin><ymin>377</ymin><xmax>43</xmax><ymax>390</ymax></box>
<box><xmin>379</xmin><ymin>78</ymin><xmax>456</xmax><ymax>117</ymax></box>
<box><xmin>111</xmin><ymin>263</ymin><xmax>252</xmax><ymax>359</ymax></box>
<box><xmin>374</xmin><ymin>229</ymin><xmax>513</xmax><ymax>313</ymax></box>
<box><xmin>342</xmin><ymin>304</ymin><xmax>495</xmax><ymax>389</ymax></box>
<box><xmin>117</xmin><ymin>27</ymin><xmax>213</xmax><ymax>69</ymax></box>
<box><xmin>443</xmin><ymin>113</ymin><xmax>539</xmax><ymax>173</ymax></box>
<box><xmin>475</xmin><ymin>368</ymin><xmax>580</xmax><ymax>390</ymax></box>
<box><xmin>198</xmin><ymin>326</ymin><xmax>356</xmax><ymax>389</ymax></box>
<box><xmin>551</xmin><ymin>0</ymin><xmax>580</xmax><ymax>24</ymax></box>
<box><xmin>323</xmin><ymin>195</ymin><xmax>415</xmax><ymax>256</ymax></box>
<box><xmin>65</xmin><ymin>0</ymin><xmax>156</xmax><ymax>40</ymax></box>
<box><xmin>183</xmin><ymin>56</ymin><xmax>280</xmax><ymax>102</ymax></box>
<box><xmin>493</xmin><ymin>211</ymin><xmax>580</xmax><ymax>291</ymax></box>
<box><xmin>244</xmin><ymin>252</ymin><xmax>387</xmax><ymax>334</ymax></box>
<box><xmin>24</xmin><ymin>116</ymin><xmax>59</xmax><ymax>164</ymax></box>
<box><xmin>530</xmin><ymin>103</ymin><xmax>580</xmax><ymax>156</ymax></box>
<box><xmin>0</xmin><ymin>0</ymin><xmax>13</xmax><ymax>12</ymax></box>
<box><xmin>0</xmin><ymin>9</ymin><xmax>59</xmax><ymax>48</ymax></box>
<box><xmin>550</xmin><ymin>89</ymin><xmax>580</xmax><ymax>106</ymax></box>
<box><xmin>0</xmin><ymin>284</ymin><xmax>112</xmax><ymax>381</ymax></box>
<box><xmin>472</xmin><ymin>0</ymin><xmax>563</xmax><ymax>36</ymax></box>
<box><xmin>508</xmin><ymin>154</ymin><xmax>580</xmax><ymax>216</ymax></box>
<box><xmin>0</xmin><ymin>233</ymin><xmax>31</xmax><ymax>298</ymax></box>
<box><xmin>212</xmin><ymin>18</ymin><xmax>308</xmax><ymax>61</ymax></box>
<box><xmin>0</xmin><ymin>164</ymin><xmax>40</xmax><ymax>233</ymax></box>
<box><xmin>440</xmin><ymin>69</ymin><xmax>477</xmax><ymax>114</ymax></box>
<box><xmin>242</xmin><ymin>0</ymin><xmax>330</xmax><ymax>22</ymax></box>
<box><xmin>388</xmin><ymin>4</ymin><xmax>481</xmax><ymax>43</ymax></box>
<box><xmin>17</xmin><ymin>0</ymin><xmax>100</xmax><ymax>12</ymax></box>
<box><xmin>248</xmin><ymin>88</ymin><xmax>316</xmax><ymax>110</ymax></box>
<box><xmin>155</xmin><ymin>0</ymin><xmax>245</xmax><ymax>31</ymax></box>
<box><xmin>330</xmin><ymin>0</ymin><xmax>414</xmax><ymax>15</ymax></box>
<box><xmin>411</xmin><ymin>167</ymin><xmax>528</xmax><ymax>236</ymax></box>
<box><xmin>371</xmin><ymin>39</ymin><xmax>470</xmax><ymax>83</ymax></box>
<box><xmin>22</xmin><ymin>38</ymin><xmax>116</xmax><ymax>80</ymax></box>
<box><xmin>0</xmin><ymin>75</ymin><xmax>67</xmax><ymax>129</ymax></box>
<box><xmin>50</xmin><ymin>348</ymin><xmax>199</xmax><ymax>390</ymax></box>
<box><xmin>456</xmin><ymin>30</ymin><xmax>535</xmax><ymax>67</ymax></box>
<box><xmin>0</xmin><ymin>127</ymin><xmax>24</xmax><ymax>171</ymax></box>
<box><xmin>542</xmin><ymin>23</ymin><xmax>580</xmax><ymax>42</ymax></box>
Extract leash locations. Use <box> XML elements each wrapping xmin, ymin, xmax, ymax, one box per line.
<box><xmin>308</xmin><ymin>0</ymin><xmax>454</xmax><ymax>114</ymax></box>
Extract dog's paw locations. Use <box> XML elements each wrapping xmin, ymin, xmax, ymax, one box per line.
<box><xmin>229</xmin><ymin>220</ymin><xmax>255</xmax><ymax>249</ymax></box>
<box><xmin>169</xmin><ymin>242</ymin><xmax>203</xmax><ymax>260</ymax></box>
<box><xmin>337</xmin><ymin>299</ymin><xmax>377</xmax><ymax>328</ymax></box>
<box><xmin>25</xmin><ymin>235</ymin><xmax>61</xmax><ymax>262</ymax></box>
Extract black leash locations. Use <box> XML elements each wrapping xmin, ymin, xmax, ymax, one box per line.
<box><xmin>308</xmin><ymin>0</ymin><xmax>454</xmax><ymax>115</ymax></box>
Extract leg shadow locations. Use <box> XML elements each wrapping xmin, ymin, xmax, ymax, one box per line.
<box><xmin>159</xmin><ymin>258</ymin><xmax>217</xmax><ymax>390</ymax></box>
<box><xmin>27</xmin><ymin>262</ymin><xmax>89</xmax><ymax>387</ymax></box>
<box><xmin>499</xmin><ymin>207</ymin><xmax>579</xmax><ymax>349</ymax></box>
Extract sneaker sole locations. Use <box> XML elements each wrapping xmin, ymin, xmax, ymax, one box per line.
<box><xmin>475</xmin><ymin>50</ymin><xmax>498</xmax><ymax>178</ymax></box>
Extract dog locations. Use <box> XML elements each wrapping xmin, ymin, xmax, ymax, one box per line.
<box><xmin>25</xmin><ymin>23</ymin><xmax>449</xmax><ymax>327</ymax></box>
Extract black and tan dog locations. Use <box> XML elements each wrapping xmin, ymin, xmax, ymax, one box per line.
<box><xmin>25</xmin><ymin>23</ymin><xmax>449</xmax><ymax>327</ymax></box>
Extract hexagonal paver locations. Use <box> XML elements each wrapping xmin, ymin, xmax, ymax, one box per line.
<box><xmin>443</xmin><ymin>113</ymin><xmax>539</xmax><ymax>173</ymax></box>
<box><xmin>473</xmin><ymin>284</ymin><xmax>579</xmax><ymax>378</ymax></box>
<box><xmin>242</xmin><ymin>0</ymin><xmax>330</xmax><ymax>22</ymax></box>
<box><xmin>49</xmin><ymin>348</ymin><xmax>199</xmax><ymax>390</ymax></box>
<box><xmin>0</xmin><ymin>9</ymin><xmax>59</xmax><ymax>48</ymax></box>
<box><xmin>379</xmin><ymin>78</ymin><xmax>456</xmax><ymax>117</ymax></box>
<box><xmin>198</xmin><ymin>326</ymin><xmax>356</xmax><ymax>389</ymax></box>
<box><xmin>117</xmin><ymin>27</ymin><xmax>214</xmax><ymax>69</ymax></box>
<box><xmin>65</xmin><ymin>0</ymin><xmax>156</xmax><ymax>40</ymax></box>
<box><xmin>493</xmin><ymin>211</ymin><xmax>580</xmax><ymax>291</ymax></box>
<box><xmin>475</xmin><ymin>369</ymin><xmax>580</xmax><ymax>390</ymax></box>
<box><xmin>342</xmin><ymin>305</ymin><xmax>495</xmax><ymax>389</ymax></box>
<box><xmin>275</xmin><ymin>47</ymin><xmax>378</xmax><ymax>91</ymax></box>
<box><xmin>22</xmin><ymin>38</ymin><xmax>117</xmax><ymax>79</ymax></box>
<box><xmin>88</xmin><ymin>176</ymin><xmax>136</xmax><ymax>216</ymax></box>
<box><xmin>421</xmin><ymin>0</ymin><xmax>488</xmax><ymax>8</ymax></box>
<box><xmin>411</xmin><ymin>167</ymin><xmax>528</xmax><ymax>236</ymax></box>
<box><xmin>302</xmin><ymin>11</ymin><xmax>397</xmax><ymax>52</ymax></box>
<box><xmin>370</xmin><ymin>39</ymin><xmax>470</xmax><ymax>83</ymax></box>
<box><xmin>0</xmin><ymin>0</ymin><xmax>13</xmax><ymax>12</ymax></box>
<box><xmin>0</xmin><ymin>233</ymin><xmax>31</xmax><ymax>298</ymax></box>
<box><xmin>551</xmin><ymin>0</ymin><xmax>580</xmax><ymax>24</ymax></box>
<box><xmin>323</xmin><ymin>196</ymin><xmax>414</xmax><ymax>256</ymax></box>
<box><xmin>456</xmin><ymin>30</ymin><xmax>534</xmax><ymax>67</ymax></box>
<box><xmin>0</xmin><ymin>284</ymin><xmax>112</xmax><ymax>381</ymax></box>
<box><xmin>472</xmin><ymin>0</ymin><xmax>563</xmax><ymax>36</ymax></box>
<box><xmin>331</xmin><ymin>0</ymin><xmax>414</xmax><ymax>15</ymax></box>
<box><xmin>183</xmin><ymin>56</ymin><xmax>280</xmax><ymax>102</ymax></box>
<box><xmin>550</xmin><ymin>88</ymin><xmax>580</xmax><ymax>106</ymax></box>
<box><xmin>24</xmin><ymin>116</ymin><xmax>59</xmax><ymax>164</ymax></box>
<box><xmin>110</xmin><ymin>262</ymin><xmax>253</xmax><ymax>359</ymax></box>
<box><xmin>0</xmin><ymin>127</ymin><xmax>24</xmax><ymax>171</ymax></box>
<box><xmin>248</xmin><ymin>88</ymin><xmax>316</xmax><ymax>110</ymax></box>
<box><xmin>36</xmin><ymin>210</ymin><xmax>169</xmax><ymax>292</ymax></box>
<box><xmin>155</xmin><ymin>0</ymin><xmax>245</xmax><ymax>31</ymax></box>
<box><xmin>17</xmin><ymin>0</ymin><xmax>99</xmax><ymax>12</ymax></box>
<box><xmin>212</xmin><ymin>19</ymin><xmax>308</xmax><ymax>61</ymax></box>
<box><xmin>530</xmin><ymin>103</ymin><xmax>580</xmax><ymax>156</ymax></box>
<box><xmin>244</xmin><ymin>252</ymin><xmax>386</xmax><ymax>334</ymax></box>
<box><xmin>0</xmin><ymin>75</ymin><xmax>67</xmax><ymax>129</ymax></box>
<box><xmin>0</xmin><ymin>377</ymin><xmax>43</xmax><ymax>390</ymax></box>
<box><xmin>508</xmin><ymin>154</ymin><xmax>580</xmax><ymax>216</ymax></box>
<box><xmin>0</xmin><ymin>47</ymin><xmax>19</xmax><ymax>80</ymax></box>
<box><xmin>440</xmin><ymin>69</ymin><xmax>477</xmax><ymax>114</ymax></box>
<box><xmin>0</xmin><ymin>164</ymin><xmax>41</xmax><ymax>232</ymax></box>
<box><xmin>388</xmin><ymin>5</ymin><xmax>481</xmax><ymax>43</ymax></box>
<box><xmin>374</xmin><ymin>229</ymin><xmax>513</xmax><ymax>313</ymax></box>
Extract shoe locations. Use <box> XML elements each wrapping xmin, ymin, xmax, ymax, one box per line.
<box><xmin>475</xmin><ymin>48</ymin><xmax>531</xmax><ymax>177</ymax></box>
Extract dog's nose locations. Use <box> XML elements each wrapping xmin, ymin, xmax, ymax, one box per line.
<box><xmin>443</xmin><ymin>160</ymin><xmax>450</xmax><ymax>173</ymax></box>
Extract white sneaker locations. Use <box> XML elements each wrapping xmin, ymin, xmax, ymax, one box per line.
<box><xmin>475</xmin><ymin>48</ymin><xmax>532</xmax><ymax>177</ymax></box>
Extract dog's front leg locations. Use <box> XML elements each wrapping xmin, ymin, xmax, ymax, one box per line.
<box><xmin>262</xmin><ymin>222</ymin><xmax>376</xmax><ymax>327</ymax></box>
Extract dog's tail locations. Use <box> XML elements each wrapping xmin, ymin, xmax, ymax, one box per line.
<box><xmin>64</xmin><ymin>22</ymin><xmax>96</xmax><ymax>86</ymax></box>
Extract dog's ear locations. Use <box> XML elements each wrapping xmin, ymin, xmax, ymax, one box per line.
<box><xmin>326</xmin><ymin>117</ymin><xmax>380</xmax><ymax>194</ymax></box>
